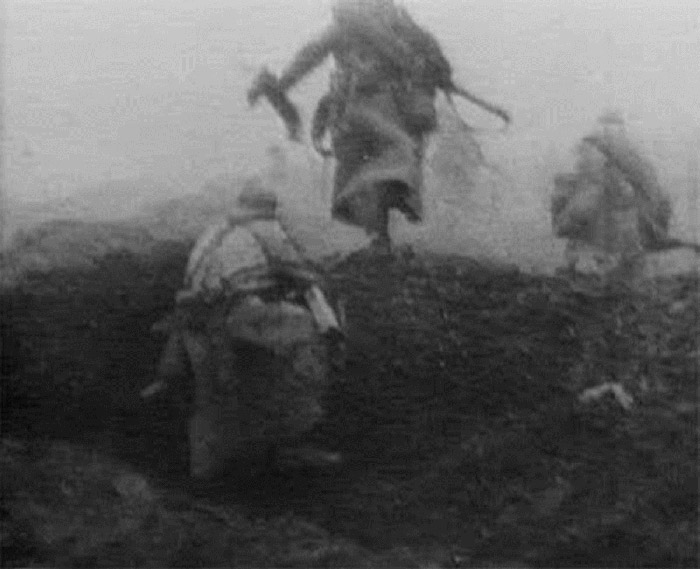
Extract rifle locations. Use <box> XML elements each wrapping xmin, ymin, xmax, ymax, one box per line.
<box><xmin>646</xmin><ymin>238</ymin><xmax>700</xmax><ymax>254</ymax></box>
<box><xmin>445</xmin><ymin>82</ymin><xmax>511</xmax><ymax>128</ymax></box>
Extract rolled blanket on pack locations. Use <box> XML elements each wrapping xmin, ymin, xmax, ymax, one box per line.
<box><xmin>225</xmin><ymin>296</ymin><xmax>318</xmax><ymax>355</ymax></box>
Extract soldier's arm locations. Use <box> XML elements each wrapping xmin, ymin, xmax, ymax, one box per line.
<box><xmin>277</xmin><ymin>26</ymin><xmax>341</xmax><ymax>92</ymax></box>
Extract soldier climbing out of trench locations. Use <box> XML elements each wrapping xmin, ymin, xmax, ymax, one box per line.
<box><xmin>551</xmin><ymin>110</ymin><xmax>689</xmax><ymax>280</ymax></box>
<box><xmin>142</xmin><ymin>179</ymin><xmax>346</xmax><ymax>479</ymax></box>
<box><xmin>247</xmin><ymin>0</ymin><xmax>510</xmax><ymax>255</ymax></box>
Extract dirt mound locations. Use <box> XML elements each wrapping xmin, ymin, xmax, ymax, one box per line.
<box><xmin>1</xmin><ymin>220</ymin><xmax>697</xmax><ymax>567</ymax></box>
<box><xmin>1</xmin><ymin>438</ymin><xmax>367</xmax><ymax>568</ymax></box>
<box><xmin>1</xmin><ymin>221</ymin><xmax>189</xmax><ymax>428</ymax></box>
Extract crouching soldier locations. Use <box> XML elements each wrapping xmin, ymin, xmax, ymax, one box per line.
<box><xmin>143</xmin><ymin>181</ymin><xmax>346</xmax><ymax>479</ymax></box>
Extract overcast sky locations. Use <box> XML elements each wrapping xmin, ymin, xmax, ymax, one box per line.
<box><xmin>3</xmin><ymin>0</ymin><xmax>699</xmax><ymax>202</ymax></box>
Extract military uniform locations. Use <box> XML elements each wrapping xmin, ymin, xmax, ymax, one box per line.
<box><xmin>552</xmin><ymin>113</ymin><xmax>671</xmax><ymax>280</ymax></box>
<box><xmin>249</xmin><ymin>0</ymin><xmax>453</xmax><ymax>252</ymax></box>
<box><xmin>150</xmin><ymin>184</ymin><xmax>344</xmax><ymax>479</ymax></box>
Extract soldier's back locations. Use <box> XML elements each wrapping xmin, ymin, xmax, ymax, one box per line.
<box><xmin>182</xmin><ymin>219</ymin><xmax>271</xmax><ymax>302</ymax></box>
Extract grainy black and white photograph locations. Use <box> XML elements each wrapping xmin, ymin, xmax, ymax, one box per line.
<box><xmin>1</xmin><ymin>0</ymin><xmax>698</xmax><ymax>566</ymax></box>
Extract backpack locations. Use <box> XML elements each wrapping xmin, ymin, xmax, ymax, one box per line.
<box><xmin>331</xmin><ymin>0</ymin><xmax>449</xmax><ymax>134</ymax></box>
<box><xmin>551</xmin><ymin>174</ymin><xmax>603</xmax><ymax>240</ymax></box>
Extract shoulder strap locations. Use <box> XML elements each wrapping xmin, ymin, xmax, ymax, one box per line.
<box><xmin>247</xmin><ymin>219</ymin><xmax>320</xmax><ymax>285</ymax></box>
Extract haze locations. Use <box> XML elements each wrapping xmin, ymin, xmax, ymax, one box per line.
<box><xmin>2</xmin><ymin>0</ymin><xmax>699</xmax><ymax>269</ymax></box>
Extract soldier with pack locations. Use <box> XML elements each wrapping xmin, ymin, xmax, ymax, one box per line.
<box><xmin>142</xmin><ymin>179</ymin><xmax>345</xmax><ymax>479</ymax></box>
<box><xmin>248</xmin><ymin>0</ymin><xmax>510</xmax><ymax>254</ymax></box>
<box><xmin>552</xmin><ymin>111</ymin><xmax>674</xmax><ymax>279</ymax></box>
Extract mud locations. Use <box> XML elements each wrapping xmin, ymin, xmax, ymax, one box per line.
<box><xmin>1</xmin><ymin>219</ymin><xmax>698</xmax><ymax>567</ymax></box>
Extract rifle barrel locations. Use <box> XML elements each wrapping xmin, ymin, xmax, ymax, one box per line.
<box><xmin>450</xmin><ymin>84</ymin><xmax>511</xmax><ymax>125</ymax></box>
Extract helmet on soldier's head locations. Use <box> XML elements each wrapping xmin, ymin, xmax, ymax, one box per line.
<box><xmin>238</xmin><ymin>176</ymin><xmax>278</xmax><ymax>215</ymax></box>
<box><xmin>598</xmin><ymin>109</ymin><xmax>625</xmax><ymax>127</ymax></box>
<box><xmin>597</xmin><ymin>109</ymin><xmax>627</xmax><ymax>138</ymax></box>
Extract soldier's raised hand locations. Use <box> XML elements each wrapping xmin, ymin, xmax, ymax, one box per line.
<box><xmin>247</xmin><ymin>67</ymin><xmax>279</xmax><ymax>107</ymax></box>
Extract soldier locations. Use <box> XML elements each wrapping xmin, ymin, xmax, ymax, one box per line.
<box><xmin>552</xmin><ymin>111</ymin><xmax>673</xmax><ymax>279</ymax></box>
<box><xmin>248</xmin><ymin>0</ymin><xmax>509</xmax><ymax>254</ymax></box>
<box><xmin>143</xmin><ymin>179</ymin><xmax>345</xmax><ymax>479</ymax></box>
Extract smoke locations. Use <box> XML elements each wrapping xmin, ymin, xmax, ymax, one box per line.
<box><xmin>3</xmin><ymin>0</ymin><xmax>698</xmax><ymax>271</ymax></box>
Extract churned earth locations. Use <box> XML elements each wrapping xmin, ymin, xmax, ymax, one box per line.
<box><xmin>1</xmin><ymin>211</ymin><xmax>698</xmax><ymax>567</ymax></box>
